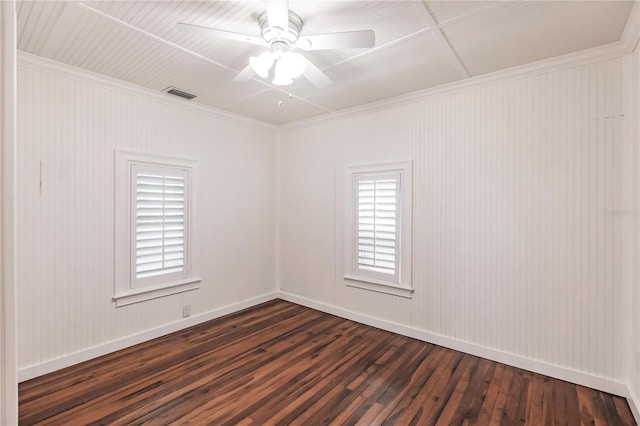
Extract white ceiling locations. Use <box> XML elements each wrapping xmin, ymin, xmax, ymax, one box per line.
<box><xmin>17</xmin><ymin>1</ymin><xmax>636</xmax><ymax>125</ymax></box>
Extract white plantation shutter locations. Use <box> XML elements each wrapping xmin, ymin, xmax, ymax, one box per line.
<box><xmin>131</xmin><ymin>164</ymin><xmax>189</xmax><ymax>287</ymax></box>
<box><xmin>354</xmin><ymin>172</ymin><xmax>400</xmax><ymax>281</ymax></box>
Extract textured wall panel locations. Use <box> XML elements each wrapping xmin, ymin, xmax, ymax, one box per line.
<box><xmin>279</xmin><ymin>56</ymin><xmax>632</xmax><ymax>384</ymax></box>
<box><xmin>17</xmin><ymin>58</ymin><xmax>276</xmax><ymax>369</ymax></box>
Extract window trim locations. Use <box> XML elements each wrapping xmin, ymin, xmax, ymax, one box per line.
<box><xmin>114</xmin><ymin>150</ymin><xmax>201</xmax><ymax>307</ymax></box>
<box><xmin>344</xmin><ymin>160</ymin><xmax>413</xmax><ymax>298</ymax></box>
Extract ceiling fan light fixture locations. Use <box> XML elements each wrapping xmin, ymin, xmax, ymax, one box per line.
<box><xmin>249</xmin><ymin>51</ymin><xmax>275</xmax><ymax>78</ymax></box>
<box><xmin>271</xmin><ymin>52</ymin><xmax>306</xmax><ymax>86</ymax></box>
<box><xmin>272</xmin><ymin>71</ymin><xmax>293</xmax><ymax>86</ymax></box>
<box><xmin>278</xmin><ymin>52</ymin><xmax>306</xmax><ymax>79</ymax></box>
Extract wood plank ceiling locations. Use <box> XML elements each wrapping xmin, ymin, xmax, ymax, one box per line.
<box><xmin>17</xmin><ymin>1</ymin><xmax>635</xmax><ymax>124</ymax></box>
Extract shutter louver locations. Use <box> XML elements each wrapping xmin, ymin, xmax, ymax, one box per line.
<box><xmin>133</xmin><ymin>167</ymin><xmax>187</xmax><ymax>281</ymax></box>
<box><xmin>355</xmin><ymin>172</ymin><xmax>400</xmax><ymax>278</ymax></box>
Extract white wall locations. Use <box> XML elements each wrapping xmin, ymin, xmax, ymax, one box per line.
<box><xmin>13</xmin><ymin>34</ymin><xmax>639</xmax><ymax>421</ymax></box>
<box><xmin>16</xmin><ymin>55</ymin><xmax>277</xmax><ymax>372</ymax></box>
<box><xmin>279</xmin><ymin>56</ymin><xmax>633</xmax><ymax>391</ymax></box>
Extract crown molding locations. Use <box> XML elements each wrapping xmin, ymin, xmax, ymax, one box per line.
<box><xmin>621</xmin><ymin>1</ymin><xmax>640</xmax><ymax>53</ymax></box>
<box><xmin>279</xmin><ymin>39</ymin><xmax>630</xmax><ymax>131</ymax></box>
<box><xmin>17</xmin><ymin>52</ymin><xmax>278</xmax><ymax>132</ymax></box>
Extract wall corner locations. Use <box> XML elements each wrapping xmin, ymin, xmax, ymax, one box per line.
<box><xmin>274</xmin><ymin>130</ymin><xmax>282</xmax><ymax>293</ymax></box>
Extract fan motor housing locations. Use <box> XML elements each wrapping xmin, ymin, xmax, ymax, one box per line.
<box><xmin>258</xmin><ymin>10</ymin><xmax>303</xmax><ymax>50</ymax></box>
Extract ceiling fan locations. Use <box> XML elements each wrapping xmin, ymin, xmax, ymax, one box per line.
<box><xmin>177</xmin><ymin>0</ymin><xmax>375</xmax><ymax>88</ymax></box>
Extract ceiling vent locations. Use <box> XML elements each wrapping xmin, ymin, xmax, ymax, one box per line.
<box><xmin>163</xmin><ymin>86</ymin><xmax>197</xmax><ymax>100</ymax></box>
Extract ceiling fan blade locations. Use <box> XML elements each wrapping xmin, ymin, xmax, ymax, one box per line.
<box><xmin>265</xmin><ymin>0</ymin><xmax>289</xmax><ymax>31</ymax></box>
<box><xmin>297</xmin><ymin>30</ymin><xmax>375</xmax><ymax>50</ymax></box>
<box><xmin>302</xmin><ymin>58</ymin><xmax>331</xmax><ymax>89</ymax></box>
<box><xmin>233</xmin><ymin>64</ymin><xmax>257</xmax><ymax>82</ymax></box>
<box><xmin>177</xmin><ymin>23</ymin><xmax>263</xmax><ymax>46</ymax></box>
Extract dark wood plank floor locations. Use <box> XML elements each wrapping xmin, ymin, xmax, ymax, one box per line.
<box><xmin>20</xmin><ymin>300</ymin><xmax>636</xmax><ymax>425</ymax></box>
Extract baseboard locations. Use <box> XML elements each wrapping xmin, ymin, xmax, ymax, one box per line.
<box><xmin>277</xmin><ymin>290</ymin><xmax>629</xmax><ymax>398</ymax></box>
<box><xmin>18</xmin><ymin>292</ymin><xmax>278</xmax><ymax>382</ymax></box>
<box><xmin>628</xmin><ymin>387</ymin><xmax>640</xmax><ymax>424</ymax></box>
<box><xmin>19</xmin><ymin>289</ymin><xmax>631</xmax><ymax>403</ymax></box>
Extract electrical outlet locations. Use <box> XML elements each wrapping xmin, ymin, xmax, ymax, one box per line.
<box><xmin>182</xmin><ymin>304</ymin><xmax>191</xmax><ymax>318</ymax></box>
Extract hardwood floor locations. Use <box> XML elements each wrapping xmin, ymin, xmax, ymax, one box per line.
<box><xmin>20</xmin><ymin>300</ymin><xmax>635</xmax><ymax>425</ymax></box>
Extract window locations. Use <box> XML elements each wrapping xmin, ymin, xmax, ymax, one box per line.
<box><xmin>354</xmin><ymin>172</ymin><xmax>400</xmax><ymax>281</ymax></box>
<box><xmin>115</xmin><ymin>151</ymin><xmax>200</xmax><ymax>307</ymax></box>
<box><xmin>344</xmin><ymin>161</ymin><xmax>412</xmax><ymax>298</ymax></box>
<box><xmin>131</xmin><ymin>164</ymin><xmax>188</xmax><ymax>286</ymax></box>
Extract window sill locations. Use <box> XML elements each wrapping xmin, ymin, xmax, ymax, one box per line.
<box><xmin>113</xmin><ymin>278</ymin><xmax>201</xmax><ymax>307</ymax></box>
<box><xmin>344</xmin><ymin>274</ymin><xmax>413</xmax><ymax>298</ymax></box>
